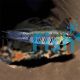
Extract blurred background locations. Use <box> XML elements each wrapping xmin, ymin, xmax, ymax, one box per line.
<box><xmin>1</xmin><ymin>0</ymin><xmax>80</xmax><ymax>31</ymax></box>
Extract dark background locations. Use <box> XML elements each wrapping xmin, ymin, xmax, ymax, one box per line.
<box><xmin>1</xmin><ymin>0</ymin><xmax>55</xmax><ymax>31</ymax></box>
